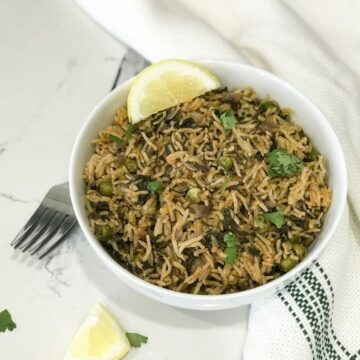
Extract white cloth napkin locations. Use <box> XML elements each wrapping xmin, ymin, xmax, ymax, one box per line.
<box><xmin>75</xmin><ymin>0</ymin><xmax>360</xmax><ymax>358</ymax></box>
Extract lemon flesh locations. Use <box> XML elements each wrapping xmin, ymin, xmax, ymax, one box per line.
<box><xmin>127</xmin><ymin>59</ymin><xmax>221</xmax><ymax>123</ymax></box>
<box><xmin>63</xmin><ymin>303</ymin><xmax>130</xmax><ymax>360</ymax></box>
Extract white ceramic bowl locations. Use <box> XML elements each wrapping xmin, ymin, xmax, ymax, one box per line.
<box><xmin>69</xmin><ymin>61</ymin><xmax>347</xmax><ymax>310</ymax></box>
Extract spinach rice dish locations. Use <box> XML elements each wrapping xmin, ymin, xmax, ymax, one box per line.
<box><xmin>83</xmin><ymin>87</ymin><xmax>331</xmax><ymax>295</ymax></box>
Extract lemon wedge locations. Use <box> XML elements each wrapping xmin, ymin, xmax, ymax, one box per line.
<box><xmin>63</xmin><ymin>303</ymin><xmax>130</xmax><ymax>360</ymax></box>
<box><xmin>127</xmin><ymin>59</ymin><xmax>221</xmax><ymax>123</ymax></box>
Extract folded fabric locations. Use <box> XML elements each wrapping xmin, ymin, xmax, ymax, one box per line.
<box><xmin>75</xmin><ymin>0</ymin><xmax>242</xmax><ymax>62</ymax></box>
<box><xmin>75</xmin><ymin>0</ymin><xmax>360</xmax><ymax>358</ymax></box>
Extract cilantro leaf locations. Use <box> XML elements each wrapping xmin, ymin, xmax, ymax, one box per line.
<box><xmin>267</xmin><ymin>149</ymin><xmax>303</xmax><ymax>177</ymax></box>
<box><xmin>109</xmin><ymin>124</ymin><xmax>134</xmax><ymax>148</ymax></box>
<box><xmin>0</xmin><ymin>309</ymin><xmax>16</xmax><ymax>333</ymax></box>
<box><xmin>147</xmin><ymin>180</ymin><xmax>163</xmax><ymax>193</ymax></box>
<box><xmin>264</xmin><ymin>210</ymin><xmax>284</xmax><ymax>229</ymax></box>
<box><xmin>223</xmin><ymin>232</ymin><xmax>238</xmax><ymax>265</ymax></box>
<box><xmin>220</xmin><ymin>110</ymin><xmax>238</xmax><ymax>130</ymax></box>
<box><xmin>126</xmin><ymin>332</ymin><xmax>148</xmax><ymax>348</ymax></box>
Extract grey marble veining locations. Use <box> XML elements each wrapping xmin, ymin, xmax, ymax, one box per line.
<box><xmin>0</xmin><ymin>191</ymin><xmax>30</xmax><ymax>204</ymax></box>
<box><xmin>0</xmin><ymin>1</ymin><xmax>248</xmax><ymax>359</ymax></box>
<box><xmin>0</xmin><ymin>142</ymin><xmax>7</xmax><ymax>156</ymax></box>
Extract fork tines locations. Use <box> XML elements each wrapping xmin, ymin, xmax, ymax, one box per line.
<box><xmin>11</xmin><ymin>183</ymin><xmax>78</xmax><ymax>259</ymax></box>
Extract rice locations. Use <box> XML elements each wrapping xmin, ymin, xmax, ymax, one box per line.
<box><xmin>83</xmin><ymin>87</ymin><xmax>332</xmax><ymax>295</ymax></box>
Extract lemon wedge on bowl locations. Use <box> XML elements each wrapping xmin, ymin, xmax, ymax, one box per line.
<box><xmin>127</xmin><ymin>59</ymin><xmax>221</xmax><ymax>123</ymax></box>
<box><xmin>63</xmin><ymin>303</ymin><xmax>130</xmax><ymax>360</ymax></box>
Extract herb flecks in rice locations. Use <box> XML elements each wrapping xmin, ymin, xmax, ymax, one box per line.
<box><xmin>83</xmin><ymin>87</ymin><xmax>332</xmax><ymax>295</ymax></box>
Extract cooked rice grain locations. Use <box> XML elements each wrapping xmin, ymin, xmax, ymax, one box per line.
<box><xmin>83</xmin><ymin>87</ymin><xmax>331</xmax><ymax>295</ymax></box>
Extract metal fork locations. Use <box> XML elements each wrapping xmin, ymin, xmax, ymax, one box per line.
<box><xmin>11</xmin><ymin>183</ymin><xmax>77</xmax><ymax>259</ymax></box>
<box><xmin>11</xmin><ymin>48</ymin><xmax>149</xmax><ymax>258</ymax></box>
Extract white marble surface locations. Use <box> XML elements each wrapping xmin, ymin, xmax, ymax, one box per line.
<box><xmin>0</xmin><ymin>0</ymin><xmax>249</xmax><ymax>359</ymax></box>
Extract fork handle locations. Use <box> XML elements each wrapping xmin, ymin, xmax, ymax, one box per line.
<box><xmin>111</xmin><ymin>48</ymin><xmax>150</xmax><ymax>90</ymax></box>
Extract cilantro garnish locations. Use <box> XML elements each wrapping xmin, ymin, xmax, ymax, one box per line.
<box><xmin>126</xmin><ymin>332</ymin><xmax>148</xmax><ymax>348</ymax></box>
<box><xmin>223</xmin><ymin>232</ymin><xmax>238</xmax><ymax>265</ymax></box>
<box><xmin>267</xmin><ymin>149</ymin><xmax>303</xmax><ymax>177</ymax></box>
<box><xmin>0</xmin><ymin>309</ymin><xmax>16</xmax><ymax>333</ymax></box>
<box><xmin>220</xmin><ymin>110</ymin><xmax>238</xmax><ymax>130</ymax></box>
<box><xmin>264</xmin><ymin>210</ymin><xmax>284</xmax><ymax>229</ymax></box>
<box><xmin>147</xmin><ymin>180</ymin><xmax>163</xmax><ymax>193</ymax></box>
<box><xmin>109</xmin><ymin>123</ymin><xmax>134</xmax><ymax>148</ymax></box>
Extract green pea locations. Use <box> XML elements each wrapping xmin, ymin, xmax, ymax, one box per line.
<box><xmin>280</xmin><ymin>256</ymin><xmax>299</xmax><ymax>272</ymax></box>
<box><xmin>99</xmin><ymin>181</ymin><xmax>113</xmax><ymax>196</ymax></box>
<box><xmin>293</xmin><ymin>243</ymin><xmax>306</xmax><ymax>258</ymax></box>
<box><xmin>96</xmin><ymin>224</ymin><xmax>113</xmax><ymax>240</ymax></box>
<box><xmin>253</xmin><ymin>215</ymin><xmax>270</xmax><ymax>234</ymax></box>
<box><xmin>186</xmin><ymin>187</ymin><xmax>202</xmax><ymax>204</ymax></box>
<box><xmin>218</xmin><ymin>156</ymin><xmax>233</xmax><ymax>171</ymax></box>
<box><xmin>124</xmin><ymin>157</ymin><xmax>138</xmax><ymax>173</ymax></box>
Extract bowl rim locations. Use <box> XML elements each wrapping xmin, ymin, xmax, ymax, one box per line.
<box><xmin>69</xmin><ymin>60</ymin><xmax>347</xmax><ymax>302</ymax></box>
